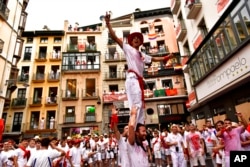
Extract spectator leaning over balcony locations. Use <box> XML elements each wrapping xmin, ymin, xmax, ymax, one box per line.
<box><xmin>216</xmin><ymin>112</ymin><xmax>248</xmax><ymax>167</ymax></box>
<box><xmin>105</xmin><ymin>12</ymin><xmax>174</xmax><ymax>127</ymax></box>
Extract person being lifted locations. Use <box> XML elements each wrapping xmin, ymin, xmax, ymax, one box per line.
<box><xmin>104</xmin><ymin>12</ymin><xmax>174</xmax><ymax>126</ymax></box>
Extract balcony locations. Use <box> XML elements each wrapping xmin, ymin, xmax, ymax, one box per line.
<box><xmin>35</xmin><ymin>53</ymin><xmax>47</xmax><ymax>62</ymax></box>
<box><xmin>62</xmin><ymin>90</ymin><xmax>79</xmax><ymax>101</ymax></box>
<box><xmin>11</xmin><ymin>98</ymin><xmax>27</xmax><ymax>109</ymax></box>
<box><xmin>141</xmin><ymin>45</ymin><xmax>169</xmax><ymax>56</ymax></box>
<box><xmin>171</xmin><ymin>0</ymin><xmax>181</xmax><ymax>15</ymax></box>
<box><xmin>103</xmin><ymin>71</ymin><xmax>126</xmax><ymax>81</ymax></box>
<box><xmin>47</xmin><ymin>72</ymin><xmax>60</xmax><ymax>82</ymax></box>
<box><xmin>24</xmin><ymin>122</ymin><xmax>57</xmax><ymax>133</ymax></box>
<box><xmin>0</xmin><ymin>1</ymin><xmax>10</xmax><ymax>20</ymax></box>
<box><xmin>103</xmin><ymin>92</ymin><xmax>127</xmax><ymax>103</ymax></box>
<box><xmin>186</xmin><ymin>0</ymin><xmax>202</xmax><ymax>19</ymax></box>
<box><xmin>17</xmin><ymin>74</ymin><xmax>29</xmax><ymax>83</ymax></box>
<box><xmin>82</xmin><ymin>89</ymin><xmax>98</xmax><ymax>100</ymax></box>
<box><xmin>49</xmin><ymin>52</ymin><xmax>61</xmax><ymax>62</ymax></box>
<box><xmin>28</xmin><ymin>97</ymin><xmax>42</xmax><ymax>107</ymax></box>
<box><xmin>144</xmin><ymin>65</ymin><xmax>183</xmax><ymax>78</ymax></box>
<box><xmin>4</xmin><ymin>123</ymin><xmax>25</xmax><ymax>133</ymax></box>
<box><xmin>104</xmin><ymin>52</ymin><xmax>126</xmax><ymax>62</ymax></box>
<box><xmin>176</xmin><ymin>20</ymin><xmax>187</xmax><ymax>41</ymax></box>
<box><xmin>85</xmin><ymin>113</ymin><xmax>96</xmax><ymax>122</ymax></box>
<box><xmin>44</xmin><ymin>96</ymin><xmax>58</xmax><ymax>106</ymax></box>
<box><xmin>32</xmin><ymin>73</ymin><xmax>45</xmax><ymax>83</ymax></box>
<box><xmin>64</xmin><ymin>114</ymin><xmax>75</xmax><ymax>124</ymax></box>
<box><xmin>62</xmin><ymin>62</ymin><xmax>100</xmax><ymax>73</ymax></box>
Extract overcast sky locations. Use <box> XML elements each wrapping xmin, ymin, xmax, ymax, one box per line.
<box><xmin>25</xmin><ymin>0</ymin><xmax>171</xmax><ymax>31</ymax></box>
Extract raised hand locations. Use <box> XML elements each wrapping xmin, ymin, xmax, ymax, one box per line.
<box><xmin>104</xmin><ymin>12</ymin><xmax>111</xmax><ymax>25</ymax></box>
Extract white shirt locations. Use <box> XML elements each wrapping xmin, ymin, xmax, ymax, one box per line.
<box><xmin>69</xmin><ymin>146</ymin><xmax>83</xmax><ymax>167</ymax></box>
<box><xmin>151</xmin><ymin>137</ymin><xmax>161</xmax><ymax>151</ymax></box>
<box><xmin>26</xmin><ymin>149</ymin><xmax>61</xmax><ymax>167</ymax></box>
<box><xmin>118</xmin><ymin>136</ymin><xmax>130</xmax><ymax>167</ymax></box>
<box><xmin>128</xmin><ymin>141</ymin><xmax>149</xmax><ymax>167</ymax></box>
<box><xmin>1</xmin><ymin>150</ymin><xmax>15</xmax><ymax>167</ymax></box>
<box><xmin>166</xmin><ymin>133</ymin><xmax>184</xmax><ymax>153</ymax></box>
<box><xmin>14</xmin><ymin>148</ymin><xmax>28</xmax><ymax>167</ymax></box>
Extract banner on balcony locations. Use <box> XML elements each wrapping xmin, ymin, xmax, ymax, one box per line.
<box><xmin>78</xmin><ymin>42</ymin><xmax>86</xmax><ymax>52</ymax></box>
<box><xmin>0</xmin><ymin>119</ymin><xmax>4</xmax><ymax>142</ymax></box>
<box><xmin>103</xmin><ymin>94</ymin><xmax>127</xmax><ymax>103</ymax></box>
<box><xmin>148</xmin><ymin>33</ymin><xmax>158</xmax><ymax>40</ymax></box>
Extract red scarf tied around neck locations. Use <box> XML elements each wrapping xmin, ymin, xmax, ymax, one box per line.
<box><xmin>19</xmin><ymin>145</ymin><xmax>30</xmax><ymax>160</ymax></box>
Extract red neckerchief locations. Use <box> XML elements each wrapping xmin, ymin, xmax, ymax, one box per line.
<box><xmin>127</xmin><ymin>69</ymin><xmax>145</xmax><ymax>108</ymax></box>
<box><xmin>19</xmin><ymin>145</ymin><xmax>30</xmax><ymax>160</ymax></box>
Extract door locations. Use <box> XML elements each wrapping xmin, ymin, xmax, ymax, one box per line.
<box><xmin>12</xmin><ymin>112</ymin><xmax>23</xmax><ymax>132</ymax></box>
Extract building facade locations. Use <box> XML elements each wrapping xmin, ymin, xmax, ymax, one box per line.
<box><xmin>171</xmin><ymin>0</ymin><xmax>250</xmax><ymax>129</ymax></box>
<box><xmin>0</xmin><ymin>0</ymin><xmax>29</xmax><ymax>141</ymax></box>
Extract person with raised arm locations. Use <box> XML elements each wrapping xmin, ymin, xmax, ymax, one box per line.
<box><xmin>104</xmin><ymin>12</ymin><xmax>174</xmax><ymax>127</ymax></box>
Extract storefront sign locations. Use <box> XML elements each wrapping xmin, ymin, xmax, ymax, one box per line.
<box><xmin>196</xmin><ymin>45</ymin><xmax>250</xmax><ymax>101</ymax></box>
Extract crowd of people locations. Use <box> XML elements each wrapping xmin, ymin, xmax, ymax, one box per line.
<box><xmin>0</xmin><ymin>111</ymin><xmax>249</xmax><ymax>167</ymax></box>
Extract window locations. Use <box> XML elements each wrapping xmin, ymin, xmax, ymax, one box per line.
<box><xmin>40</xmin><ymin>37</ymin><xmax>48</xmax><ymax>43</ymax></box>
<box><xmin>108</xmin><ymin>46</ymin><xmax>116</xmax><ymax>59</ymax></box>
<box><xmin>30</xmin><ymin>111</ymin><xmax>40</xmax><ymax>129</ymax></box>
<box><xmin>86</xmin><ymin>36</ymin><xmax>96</xmax><ymax>51</ymax></box>
<box><xmin>46</xmin><ymin>110</ymin><xmax>56</xmax><ymax>129</ymax></box>
<box><xmin>85</xmin><ymin>105</ymin><xmax>96</xmax><ymax>122</ymax></box>
<box><xmin>145</xmin><ymin>80</ymin><xmax>156</xmax><ymax>90</ymax></box>
<box><xmin>86</xmin><ymin>78</ymin><xmax>96</xmax><ymax>96</ymax></box>
<box><xmin>33</xmin><ymin>88</ymin><xmax>43</xmax><ymax>104</ymax></box>
<box><xmin>158</xmin><ymin>104</ymin><xmax>184</xmax><ymax>116</ymax></box>
<box><xmin>65</xmin><ymin>107</ymin><xmax>75</xmax><ymax>123</ymax></box>
<box><xmin>54</xmin><ymin>37</ymin><xmax>61</xmax><ymax>43</ymax></box>
<box><xmin>27</xmin><ymin>37</ymin><xmax>33</xmax><ymax>43</ymax></box>
<box><xmin>108</xmin><ymin>33</ymin><xmax>116</xmax><ymax>45</ymax></box>
<box><xmin>12</xmin><ymin>112</ymin><xmax>23</xmax><ymax>132</ymax></box>
<box><xmin>162</xmin><ymin>79</ymin><xmax>172</xmax><ymax>88</ymax></box>
<box><xmin>66</xmin><ymin>79</ymin><xmax>77</xmax><ymax>97</ymax></box>
<box><xmin>123</xmin><ymin>30</ymin><xmax>130</xmax><ymax>39</ymax></box>
<box><xmin>20</xmin><ymin>66</ymin><xmax>30</xmax><ymax>82</ymax></box>
<box><xmin>158</xmin><ymin>104</ymin><xmax>171</xmax><ymax>115</ymax></box>
<box><xmin>0</xmin><ymin>39</ymin><xmax>4</xmax><ymax>53</ymax></box>
<box><xmin>109</xmin><ymin>84</ymin><xmax>118</xmax><ymax>92</ymax></box>
<box><xmin>2</xmin><ymin>113</ymin><xmax>7</xmax><ymax>126</ymax></box>
<box><xmin>36</xmin><ymin>66</ymin><xmax>45</xmax><ymax>80</ymax></box>
<box><xmin>17</xmin><ymin>89</ymin><xmax>26</xmax><ymax>98</ymax></box>
<box><xmin>47</xmin><ymin>87</ymin><xmax>57</xmax><ymax>103</ymax></box>
<box><xmin>23</xmin><ymin>47</ymin><xmax>32</xmax><ymax>61</ymax></box>
<box><xmin>141</xmin><ymin>27</ymin><xmax>149</xmax><ymax>34</ymax></box>
<box><xmin>155</xmin><ymin>25</ymin><xmax>164</xmax><ymax>34</ymax></box>
<box><xmin>198</xmin><ymin>18</ymin><xmax>208</xmax><ymax>38</ymax></box>
<box><xmin>109</xmin><ymin>66</ymin><xmax>117</xmax><ymax>78</ymax></box>
<box><xmin>38</xmin><ymin>46</ymin><xmax>47</xmax><ymax>59</ymax></box>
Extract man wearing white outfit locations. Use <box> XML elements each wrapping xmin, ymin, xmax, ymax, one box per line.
<box><xmin>166</xmin><ymin>124</ymin><xmax>187</xmax><ymax>167</ymax></box>
<box><xmin>151</xmin><ymin>130</ymin><xmax>162</xmax><ymax>167</ymax></box>
<box><xmin>186</xmin><ymin>124</ymin><xmax>206</xmax><ymax>167</ymax></box>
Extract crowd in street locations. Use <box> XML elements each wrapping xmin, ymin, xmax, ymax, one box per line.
<box><xmin>0</xmin><ymin>111</ymin><xmax>250</xmax><ymax>167</ymax></box>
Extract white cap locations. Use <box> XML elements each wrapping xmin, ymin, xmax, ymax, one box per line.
<box><xmin>67</xmin><ymin>136</ymin><xmax>72</xmax><ymax>140</ymax></box>
<box><xmin>161</xmin><ymin>132</ymin><xmax>166</xmax><ymax>137</ymax></box>
<box><xmin>34</xmin><ymin>135</ymin><xmax>40</xmax><ymax>140</ymax></box>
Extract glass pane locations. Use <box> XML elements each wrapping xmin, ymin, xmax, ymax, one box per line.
<box><xmin>225</xmin><ymin>21</ymin><xmax>238</xmax><ymax>49</ymax></box>
<box><xmin>241</xmin><ymin>6</ymin><xmax>250</xmax><ymax>35</ymax></box>
<box><xmin>233</xmin><ymin>15</ymin><xmax>247</xmax><ymax>42</ymax></box>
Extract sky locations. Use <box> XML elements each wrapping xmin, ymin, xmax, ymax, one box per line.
<box><xmin>25</xmin><ymin>0</ymin><xmax>171</xmax><ymax>31</ymax></box>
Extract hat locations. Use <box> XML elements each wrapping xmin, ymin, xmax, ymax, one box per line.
<box><xmin>67</xmin><ymin>136</ymin><xmax>72</xmax><ymax>140</ymax></box>
<box><xmin>74</xmin><ymin>139</ymin><xmax>81</xmax><ymax>144</ymax></box>
<box><xmin>127</xmin><ymin>32</ymin><xmax>143</xmax><ymax>46</ymax></box>
<box><xmin>34</xmin><ymin>135</ymin><xmax>40</xmax><ymax>140</ymax></box>
<box><xmin>104</xmin><ymin>133</ymin><xmax>108</xmax><ymax>136</ymax></box>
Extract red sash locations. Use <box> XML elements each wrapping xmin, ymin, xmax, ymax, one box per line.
<box><xmin>19</xmin><ymin>145</ymin><xmax>30</xmax><ymax>160</ymax></box>
<box><xmin>127</xmin><ymin>69</ymin><xmax>145</xmax><ymax>108</ymax></box>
